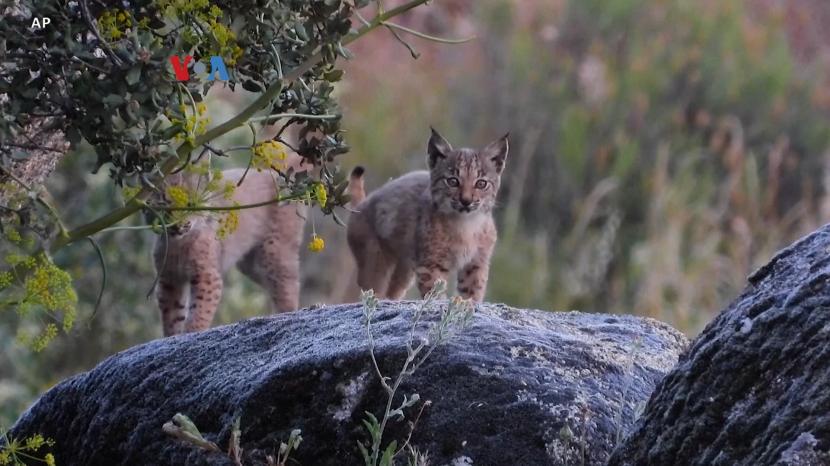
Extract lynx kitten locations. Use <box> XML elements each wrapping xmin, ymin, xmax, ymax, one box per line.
<box><xmin>154</xmin><ymin>164</ymin><xmax>306</xmax><ymax>336</ymax></box>
<box><xmin>347</xmin><ymin>128</ymin><xmax>508</xmax><ymax>301</ymax></box>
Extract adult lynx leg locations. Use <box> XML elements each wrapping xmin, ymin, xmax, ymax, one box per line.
<box><xmin>184</xmin><ymin>233</ymin><xmax>223</xmax><ymax>332</ymax></box>
<box><xmin>260</xmin><ymin>236</ymin><xmax>301</xmax><ymax>312</ymax></box>
<box><xmin>184</xmin><ymin>267</ymin><xmax>223</xmax><ymax>332</ymax></box>
<box><xmin>157</xmin><ymin>280</ymin><xmax>188</xmax><ymax>336</ymax></box>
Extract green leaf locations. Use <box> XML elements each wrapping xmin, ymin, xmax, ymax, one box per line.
<box><xmin>324</xmin><ymin>69</ymin><xmax>344</xmax><ymax>82</ymax></box>
<box><xmin>357</xmin><ymin>441</ymin><xmax>371</xmax><ymax>464</ymax></box>
<box><xmin>337</xmin><ymin>43</ymin><xmax>354</xmax><ymax>59</ymax></box>
<box><xmin>380</xmin><ymin>441</ymin><xmax>397</xmax><ymax>466</ymax></box>
<box><xmin>294</xmin><ymin>23</ymin><xmax>309</xmax><ymax>41</ymax></box>
<box><xmin>103</xmin><ymin>94</ymin><xmax>125</xmax><ymax>107</ymax></box>
<box><xmin>126</xmin><ymin>66</ymin><xmax>141</xmax><ymax>86</ymax></box>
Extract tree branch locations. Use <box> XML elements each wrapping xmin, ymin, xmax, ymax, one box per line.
<box><xmin>49</xmin><ymin>0</ymin><xmax>432</xmax><ymax>251</ymax></box>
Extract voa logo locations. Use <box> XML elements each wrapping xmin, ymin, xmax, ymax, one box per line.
<box><xmin>169</xmin><ymin>55</ymin><xmax>230</xmax><ymax>82</ymax></box>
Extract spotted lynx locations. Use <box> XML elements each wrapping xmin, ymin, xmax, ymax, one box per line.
<box><xmin>154</xmin><ymin>162</ymin><xmax>306</xmax><ymax>336</ymax></box>
<box><xmin>347</xmin><ymin>128</ymin><xmax>508</xmax><ymax>301</ymax></box>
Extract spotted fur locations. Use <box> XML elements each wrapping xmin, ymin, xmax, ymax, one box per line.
<box><xmin>154</xmin><ymin>163</ymin><xmax>306</xmax><ymax>336</ymax></box>
<box><xmin>347</xmin><ymin>128</ymin><xmax>508</xmax><ymax>301</ymax></box>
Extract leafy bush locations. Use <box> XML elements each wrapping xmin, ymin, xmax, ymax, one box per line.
<box><xmin>0</xmin><ymin>0</ymin><xmax>442</xmax><ymax>350</ymax></box>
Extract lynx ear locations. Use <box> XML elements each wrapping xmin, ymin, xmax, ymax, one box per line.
<box><xmin>482</xmin><ymin>133</ymin><xmax>509</xmax><ymax>173</ymax></box>
<box><xmin>427</xmin><ymin>127</ymin><xmax>453</xmax><ymax>168</ymax></box>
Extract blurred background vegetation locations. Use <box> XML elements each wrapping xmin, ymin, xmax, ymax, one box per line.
<box><xmin>3</xmin><ymin>0</ymin><xmax>830</xmax><ymax>427</ymax></box>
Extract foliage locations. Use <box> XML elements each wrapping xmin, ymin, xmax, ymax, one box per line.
<box><xmin>0</xmin><ymin>0</ymin><xmax>442</xmax><ymax>356</ymax></box>
<box><xmin>163</xmin><ymin>413</ymin><xmax>301</xmax><ymax>466</ymax></box>
<box><xmin>0</xmin><ymin>0</ymin><xmax>359</xmax><ymax>180</ymax></box>
<box><xmin>474</xmin><ymin>0</ymin><xmax>829</xmax><ymax>328</ymax></box>
<box><xmin>359</xmin><ymin>281</ymin><xmax>474</xmax><ymax>466</ymax></box>
<box><xmin>0</xmin><ymin>217</ymin><xmax>76</xmax><ymax>352</ymax></box>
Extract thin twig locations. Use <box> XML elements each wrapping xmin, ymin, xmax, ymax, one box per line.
<box><xmin>96</xmin><ymin>224</ymin><xmax>167</xmax><ymax>233</ymax></box>
<box><xmin>143</xmin><ymin>204</ymin><xmax>169</xmax><ymax>299</ymax></box>
<box><xmin>237</xmin><ymin>124</ymin><xmax>258</xmax><ymax>187</ymax></box>
<box><xmin>394</xmin><ymin>400</ymin><xmax>431</xmax><ymax>458</ymax></box>
<box><xmin>159</xmin><ymin>191</ymin><xmax>307</xmax><ymax>212</ymax></box>
<box><xmin>381</xmin><ymin>21</ymin><xmax>476</xmax><ymax>44</ymax></box>
<box><xmin>248</xmin><ymin>113</ymin><xmax>339</xmax><ymax>123</ymax></box>
<box><xmin>85</xmin><ymin>237</ymin><xmax>106</xmax><ymax>323</ymax></box>
<box><xmin>386</xmin><ymin>24</ymin><xmax>420</xmax><ymax>59</ymax></box>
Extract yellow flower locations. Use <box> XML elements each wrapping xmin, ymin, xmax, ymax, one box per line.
<box><xmin>217</xmin><ymin>207</ymin><xmax>240</xmax><ymax>239</ymax></box>
<box><xmin>252</xmin><ymin>141</ymin><xmax>288</xmax><ymax>172</ymax></box>
<box><xmin>24</xmin><ymin>434</ymin><xmax>45</xmax><ymax>450</ymax></box>
<box><xmin>97</xmin><ymin>9</ymin><xmax>132</xmax><ymax>41</ymax></box>
<box><xmin>165</xmin><ymin>186</ymin><xmax>190</xmax><ymax>208</ymax></box>
<box><xmin>0</xmin><ymin>271</ymin><xmax>13</xmax><ymax>288</ymax></box>
<box><xmin>313</xmin><ymin>183</ymin><xmax>327</xmax><ymax>207</ymax></box>
<box><xmin>27</xmin><ymin>323</ymin><xmax>59</xmax><ymax>352</ymax></box>
<box><xmin>0</xmin><ymin>450</ymin><xmax>11</xmax><ymax>465</ymax></box>
<box><xmin>307</xmin><ymin>234</ymin><xmax>325</xmax><ymax>252</ymax></box>
<box><xmin>45</xmin><ymin>453</ymin><xmax>56</xmax><ymax>466</ymax></box>
<box><xmin>221</xmin><ymin>181</ymin><xmax>236</xmax><ymax>201</ymax></box>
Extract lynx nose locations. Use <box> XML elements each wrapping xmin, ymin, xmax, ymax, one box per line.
<box><xmin>460</xmin><ymin>197</ymin><xmax>473</xmax><ymax>207</ymax></box>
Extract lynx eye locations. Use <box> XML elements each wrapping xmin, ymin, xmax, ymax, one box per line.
<box><xmin>445</xmin><ymin>177</ymin><xmax>460</xmax><ymax>188</ymax></box>
<box><xmin>475</xmin><ymin>179</ymin><xmax>488</xmax><ymax>189</ymax></box>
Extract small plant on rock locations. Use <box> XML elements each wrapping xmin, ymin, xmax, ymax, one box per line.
<box><xmin>163</xmin><ymin>413</ymin><xmax>301</xmax><ymax>466</ymax></box>
<box><xmin>359</xmin><ymin>280</ymin><xmax>475</xmax><ymax>466</ymax></box>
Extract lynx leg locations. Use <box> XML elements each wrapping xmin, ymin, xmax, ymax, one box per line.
<box><xmin>157</xmin><ymin>279</ymin><xmax>188</xmax><ymax>336</ymax></box>
<box><xmin>184</xmin><ymin>266</ymin><xmax>223</xmax><ymax>332</ymax></box>
<box><xmin>350</xmin><ymin>231</ymin><xmax>393</xmax><ymax>297</ymax></box>
<box><xmin>415</xmin><ymin>257</ymin><xmax>451</xmax><ymax>298</ymax></box>
<box><xmin>357</xmin><ymin>251</ymin><xmax>393</xmax><ymax>297</ymax></box>
<box><xmin>457</xmin><ymin>256</ymin><xmax>490</xmax><ymax>302</ymax></box>
<box><xmin>183</xmin><ymin>234</ymin><xmax>223</xmax><ymax>333</ymax></box>
<box><xmin>261</xmin><ymin>236</ymin><xmax>301</xmax><ymax>312</ymax></box>
<box><xmin>386</xmin><ymin>263</ymin><xmax>415</xmax><ymax>300</ymax></box>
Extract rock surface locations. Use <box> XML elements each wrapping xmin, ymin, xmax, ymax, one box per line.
<box><xmin>11</xmin><ymin>302</ymin><xmax>685</xmax><ymax>466</ymax></box>
<box><xmin>609</xmin><ymin>224</ymin><xmax>830</xmax><ymax>466</ymax></box>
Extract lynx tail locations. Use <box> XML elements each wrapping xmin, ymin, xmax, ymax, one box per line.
<box><xmin>349</xmin><ymin>166</ymin><xmax>366</xmax><ymax>207</ymax></box>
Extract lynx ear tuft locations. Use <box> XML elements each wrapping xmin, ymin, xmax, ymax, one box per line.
<box><xmin>427</xmin><ymin>127</ymin><xmax>453</xmax><ymax>169</ymax></box>
<box><xmin>482</xmin><ymin>133</ymin><xmax>509</xmax><ymax>173</ymax></box>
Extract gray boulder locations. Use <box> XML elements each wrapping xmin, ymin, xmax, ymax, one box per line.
<box><xmin>609</xmin><ymin>224</ymin><xmax>830</xmax><ymax>466</ymax></box>
<box><xmin>10</xmin><ymin>302</ymin><xmax>685</xmax><ymax>465</ymax></box>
